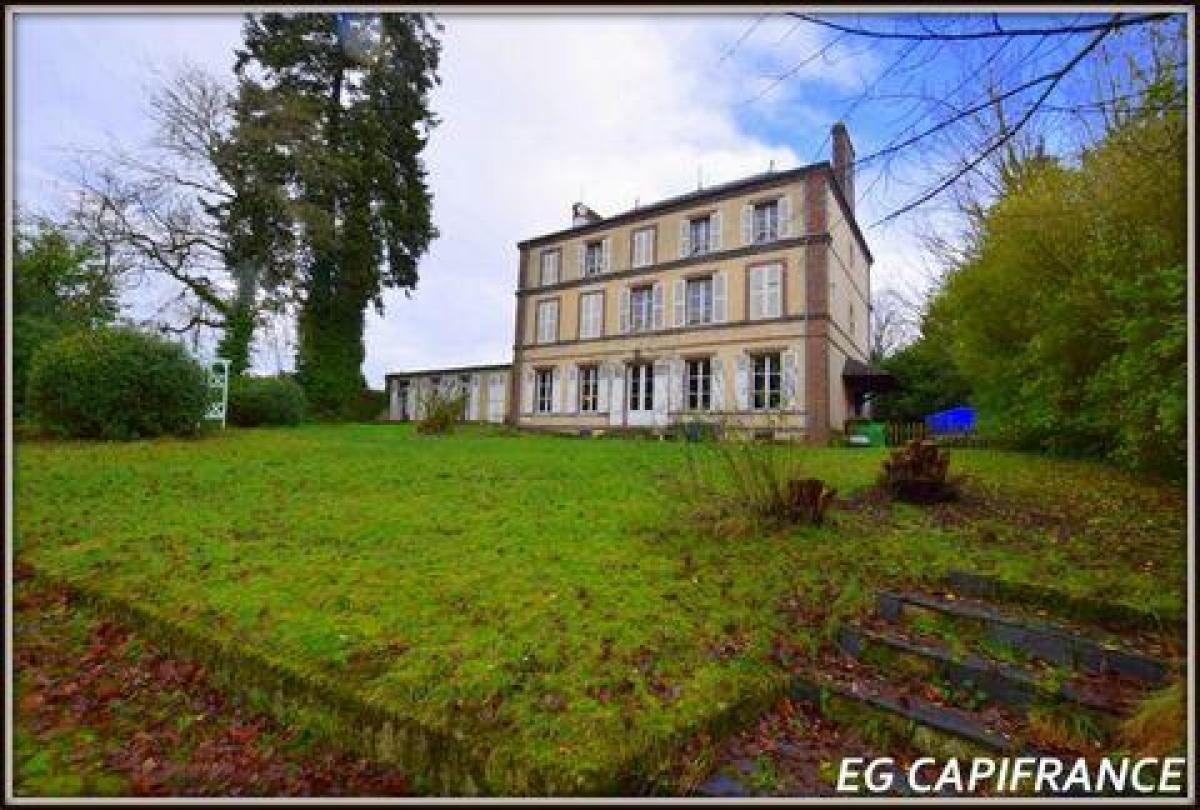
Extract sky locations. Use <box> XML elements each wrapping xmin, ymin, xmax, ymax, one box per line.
<box><xmin>12</xmin><ymin>10</ymin><xmax>1167</xmax><ymax>386</ymax></box>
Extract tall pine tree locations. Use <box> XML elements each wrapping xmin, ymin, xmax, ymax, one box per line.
<box><xmin>230</xmin><ymin>13</ymin><xmax>440</xmax><ymax>417</ymax></box>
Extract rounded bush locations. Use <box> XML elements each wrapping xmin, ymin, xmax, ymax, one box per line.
<box><xmin>228</xmin><ymin>375</ymin><xmax>308</xmax><ymax>427</ymax></box>
<box><xmin>27</xmin><ymin>327</ymin><xmax>211</xmax><ymax>440</ymax></box>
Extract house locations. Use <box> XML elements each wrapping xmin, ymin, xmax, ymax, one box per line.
<box><xmin>511</xmin><ymin>123</ymin><xmax>873</xmax><ymax>442</ymax></box>
<box><xmin>388</xmin><ymin>123</ymin><xmax>879</xmax><ymax>442</ymax></box>
<box><xmin>386</xmin><ymin>364</ymin><xmax>510</xmax><ymax>423</ymax></box>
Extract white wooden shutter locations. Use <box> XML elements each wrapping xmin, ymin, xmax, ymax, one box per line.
<box><xmin>653</xmin><ymin>360</ymin><xmax>669</xmax><ymax>419</ymax></box>
<box><xmin>669</xmin><ymin>357</ymin><xmax>684</xmax><ymax>415</ymax></box>
<box><xmin>766</xmin><ymin>264</ymin><xmax>782</xmax><ymax>317</ymax></box>
<box><xmin>779</xmin><ymin>195</ymin><xmax>793</xmax><ymax>238</ymax></box>
<box><xmin>601</xmin><ymin>238</ymin><xmax>611</xmax><ymax>273</ymax></box>
<box><xmin>468</xmin><ymin>375</ymin><xmax>480</xmax><ymax>420</ymax></box>
<box><xmin>712</xmin><ymin>357</ymin><xmax>725</xmax><ymax>411</ymax></box>
<box><xmin>673</xmin><ymin>278</ymin><xmax>686</xmax><ymax>327</ymax></box>
<box><xmin>652</xmin><ymin>281</ymin><xmax>665</xmax><ymax>330</ymax></box>
<box><xmin>782</xmin><ymin>349</ymin><xmax>797</xmax><ymax>411</ymax></box>
<box><xmin>749</xmin><ymin>267</ymin><xmax>764</xmax><ymax>320</ymax></box>
<box><xmin>714</xmin><ymin>271</ymin><xmax>728</xmax><ymax>323</ymax></box>
<box><xmin>735</xmin><ymin>353</ymin><xmax>750</xmax><ymax>411</ymax></box>
<box><xmin>598</xmin><ymin>364</ymin><xmax>610</xmax><ymax>412</ymax></box>
<box><xmin>551</xmin><ymin>367</ymin><xmax>562</xmax><ymax>413</ymax></box>
<box><xmin>566</xmin><ymin>365</ymin><xmax>578</xmax><ymax>415</ymax></box>
<box><xmin>710</xmin><ymin>210</ymin><xmax>722</xmax><ymax>251</ymax></box>
<box><xmin>619</xmin><ymin>285</ymin><xmax>630</xmax><ymax>334</ymax></box>
<box><xmin>576</xmin><ymin>243</ymin><xmax>586</xmax><ymax>278</ymax></box>
<box><xmin>521</xmin><ymin>367</ymin><xmax>534</xmax><ymax>415</ymax></box>
<box><xmin>741</xmin><ymin>204</ymin><xmax>753</xmax><ymax>245</ymax></box>
<box><xmin>608</xmin><ymin>364</ymin><xmax>624</xmax><ymax>426</ymax></box>
<box><xmin>678</xmin><ymin>219</ymin><xmax>690</xmax><ymax>258</ymax></box>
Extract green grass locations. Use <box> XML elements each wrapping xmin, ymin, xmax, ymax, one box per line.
<box><xmin>13</xmin><ymin>424</ymin><xmax>1186</xmax><ymax>793</ymax></box>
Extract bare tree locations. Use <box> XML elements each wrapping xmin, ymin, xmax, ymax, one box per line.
<box><xmin>69</xmin><ymin>64</ymin><xmax>290</xmax><ymax>374</ymax></box>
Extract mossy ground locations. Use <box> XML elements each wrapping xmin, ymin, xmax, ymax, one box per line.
<box><xmin>13</xmin><ymin>424</ymin><xmax>1187</xmax><ymax>793</ymax></box>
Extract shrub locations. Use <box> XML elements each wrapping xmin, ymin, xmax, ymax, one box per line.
<box><xmin>27</xmin><ymin>326</ymin><xmax>210</xmax><ymax>440</ymax></box>
<box><xmin>347</xmin><ymin>388</ymin><xmax>390</xmax><ymax>423</ymax></box>
<box><xmin>228</xmin><ymin>375</ymin><xmax>308</xmax><ymax>427</ymax></box>
<box><xmin>416</xmin><ymin>388</ymin><xmax>468</xmax><ymax>436</ymax></box>
<box><xmin>880</xmin><ymin>439</ymin><xmax>958</xmax><ymax>503</ymax></box>
<box><xmin>676</xmin><ymin>424</ymin><xmax>836</xmax><ymax>536</ymax></box>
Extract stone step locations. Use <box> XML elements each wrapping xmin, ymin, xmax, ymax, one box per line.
<box><xmin>789</xmin><ymin>672</ymin><xmax>1029</xmax><ymax>755</ymax></box>
<box><xmin>943</xmin><ymin>570</ymin><xmax>1187</xmax><ymax>641</ymax></box>
<box><xmin>836</xmin><ymin>624</ymin><xmax>1130</xmax><ymax>715</ymax></box>
<box><xmin>876</xmin><ymin>590</ymin><xmax>1171</xmax><ymax>685</ymax></box>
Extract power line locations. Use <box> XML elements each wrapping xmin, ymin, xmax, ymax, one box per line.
<box><xmin>717</xmin><ymin>14</ymin><xmax>769</xmax><ymax>66</ymax></box>
<box><xmin>789</xmin><ymin>12</ymin><xmax>1172</xmax><ymax>42</ymax></box>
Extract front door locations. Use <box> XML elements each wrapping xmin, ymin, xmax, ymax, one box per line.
<box><xmin>626</xmin><ymin>362</ymin><xmax>655</xmax><ymax>427</ymax></box>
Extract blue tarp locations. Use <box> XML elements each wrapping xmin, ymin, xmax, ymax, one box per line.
<box><xmin>926</xmin><ymin>405</ymin><xmax>976</xmax><ymax>435</ymax></box>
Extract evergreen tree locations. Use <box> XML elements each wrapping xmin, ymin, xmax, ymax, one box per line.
<box><xmin>229</xmin><ymin>13</ymin><xmax>440</xmax><ymax>417</ymax></box>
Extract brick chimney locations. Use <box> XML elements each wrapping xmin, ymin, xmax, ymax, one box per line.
<box><xmin>831</xmin><ymin>122</ymin><xmax>855</xmax><ymax>211</ymax></box>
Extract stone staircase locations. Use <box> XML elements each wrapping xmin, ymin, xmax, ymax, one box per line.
<box><xmin>695</xmin><ymin>571</ymin><xmax>1183</xmax><ymax>798</ymax></box>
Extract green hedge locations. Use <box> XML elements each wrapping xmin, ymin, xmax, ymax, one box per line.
<box><xmin>27</xmin><ymin>327</ymin><xmax>210</xmax><ymax>440</ymax></box>
<box><xmin>228</xmin><ymin>375</ymin><xmax>308</xmax><ymax>427</ymax></box>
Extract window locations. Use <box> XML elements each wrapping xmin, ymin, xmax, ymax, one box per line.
<box><xmin>535</xmin><ymin>369</ymin><xmax>554</xmax><ymax>413</ymax></box>
<box><xmin>536</xmin><ymin>299</ymin><xmax>559</xmax><ymax>343</ymax></box>
<box><xmin>579</xmin><ymin>365</ymin><xmax>600</xmax><ymax>412</ymax></box>
<box><xmin>584</xmin><ymin>241</ymin><xmax>605</xmax><ymax>276</ymax></box>
<box><xmin>685</xmin><ymin>358</ymin><xmax>712</xmax><ymax>411</ymax></box>
<box><xmin>752</xmin><ymin>353</ymin><xmax>782</xmax><ymax>410</ymax></box>
<box><xmin>752</xmin><ymin>200</ymin><xmax>780</xmax><ymax>243</ymax></box>
<box><xmin>748</xmin><ymin>263</ymin><xmax>783</xmax><ymax>320</ymax></box>
<box><xmin>632</xmin><ymin>228</ymin><xmax>655</xmax><ymax>268</ymax></box>
<box><xmin>628</xmin><ymin>363</ymin><xmax>654</xmax><ymax>412</ymax></box>
<box><xmin>539</xmin><ymin>250</ymin><xmax>560</xmax><ymax>286</ymax></box>
<box><xmin>629</xmin><ymin>285</ymin><xmax>653</xmax><ymax>333</ymax></box>
<box><xmin>579</xmin><ymin>291</ymin><xmax>604</xmax><ymax>340</ymax></box>
<box><xmin>688</xmin><ymin>216</ymin><xmax>711</xmax><ymax>256</ymax></box>
<box><xmin>685</xmin><ymin>276</ymin><xmax>714</xmax><ymax>325</ymax></box>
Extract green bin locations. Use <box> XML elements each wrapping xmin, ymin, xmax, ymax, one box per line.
<box><xmin>850</xmin><ymin>420</ymin><xmax>886</xmax><ymax>447</ymax></box>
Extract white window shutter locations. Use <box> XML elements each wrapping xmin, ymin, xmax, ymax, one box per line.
<box><xmin>552</xmin><ymin>251</ymin><xmax>561</xmax><ymax>282</ymax></box>
<box><xmin>749</xmin><ymin>267</ymin><xmax>764</xmax><ymax>320</ymax></box>
<box><xmin>678</xmin><ymin>219</ymin><xmax>690</xmax><ymax>258</ymax></box>
<box><xmin>653</xmin><ymin>361</ymin><xmax>669</xmax><ymax>417</ymax></box>
<box><xmin>673</xmin><ymin>278</ymin><xmax>686</xmax><ymax>327</ymax></box>
<box><xmin>598</xmin><ymin>364</ymin><xmax>610</xmax><ymax>412</ymax></box>
<box><xmin>712</xmin><ymin>357</ymin><xmax>725</xmax><ymax>411</ymax></box>
<box><xmin>710</xmin><ymin>210</ymin><xmax>722</xmax><ymax>251</ymax></box>
<box><xmin>779</xmin><ymin>195</ymin><xmax>793</xmax><ymax>238</ymax></box>
<box><xmin>566</xmin><ymin>365</ymin><xmax>578</xmax><ymax>415</ymax></box>
<box><xmin>608</xmin><ymin>364</ymin><xmax>624</xmax><ymax>426</ymax></box>
<box><xmin>740</xmin><ymin>204</ymin><xmax>753</xmax><ymax>245</ymax></box>
<box><xmin>669</xmin><ymin>357</ymin><xmax>684</xmax><ymax>415</ymax></box>
<box><xmin>468</xmin><ymin>375</ymin><xmax>480</xmax><ymax>420</ymax></box>
<box><xmin>652</xmin><ymin>281</ymin><xmax>665</xmax><ymax>330</ymax></box>
<box><xmin>767</xmin><ymin>264</ymin><xmax>782</xmax><ymax>317</ymax></box>
<box><xmin>735</xmin><ymin>354</ymin><xmax>750</xmax><ymax>411</ymax></box>
<box><xmin>521</xmin><ymin>368</ymin><xmax>534</xmax><ymax>414</ymax></box>
<box><xmin>551</xmin><ymin>367</ymin><xmax>562</xmax><ymax>413</ymax></box>
<box><xmin>602</xmin><ymin>238</ymin><xmax>611</xmax><ymax>273</ymax></box>
<box><xmin>576</xmin><ymin>243</ymin><xmax>586</xmax><ymax>278</ymax></box>
<box><xmin>782</xmin><ymin>350</ymin><xmax>797</xmax><ymax>411</ymax></box>
<box><xmin>714</xmin><ymin>271</ymin><xmax>728</xmax><ymax>323</ymax></box>
<box><xmin>619</xmin><ymin>285</ymin><xmax>630</xmax><ymax>334</ymax></box>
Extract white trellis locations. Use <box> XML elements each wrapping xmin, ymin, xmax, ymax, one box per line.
<box><xmin>205</xmin><ymin>359</ymin><xmax>230</xmax><ymax>428</ymax></box>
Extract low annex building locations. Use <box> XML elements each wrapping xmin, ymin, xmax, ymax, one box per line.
<box><xmin>387</xmin><ymin>123</ymin><xmax>878</xmax><ymax>443</ymax></box>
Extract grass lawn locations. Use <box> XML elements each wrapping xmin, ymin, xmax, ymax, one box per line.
<box><xmin>13</xmin><ymin>424</ymin><xmax>1187</xmax><ymax>794</ymax></box>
